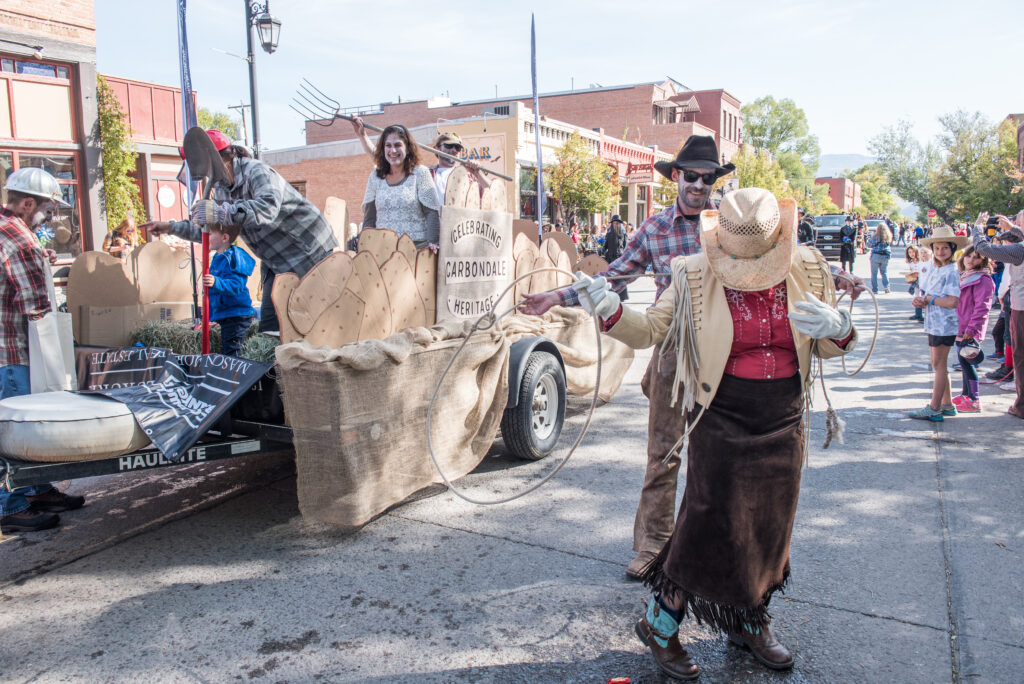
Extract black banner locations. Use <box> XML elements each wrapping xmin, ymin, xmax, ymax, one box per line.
<box><xmin>85</xmin><ymin>351</ymin><xmax>270</xmax><ymax>462</ymax></box>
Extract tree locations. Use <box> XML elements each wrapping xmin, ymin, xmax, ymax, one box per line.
<box><xmin>731</xmin><ymin>146</ymin><xmax>791</xmax><ymax>198</ymax></box>
<box><xmin>846</xmin><ymin>164</ymin><xmax>900</xmax><ymax>217</ymax></box>
<box><xmin>740</xmin><ymin>96</ymin><xmax>821</xmax><ymax>178</ymax></box>
<box><xmin>197</xmin><ymin>107</ymin><xmax>242</xmax><ymax>141</ymax></box>
<box><xmin>96</xmin><ymin>75</ymin><xmax>145</xmax><ymax>230</ymax></box>
<box><xmin>548</xmin><ymin>132</ymin><xmax>619</xmax><ymax>222</ymax></box>
<box><xmin>869</xmin><ymin>113</ymin><xmax>1023</xmax><ymax>224</ymax></box>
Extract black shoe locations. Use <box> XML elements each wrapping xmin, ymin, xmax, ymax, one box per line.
<box><xmin>1</xmin><ymin>510</ymin><xmax>60</xmax><ymax>532</ymax></box>
<box><xmin>985</xmin><ymin>366</ymin><xmax>1011</xmax><ymax>380</ymax></box>
<box><xmin>26</xmin><ymin>489</ymin><xmax>85</xmax><ymax>513</ymax></box>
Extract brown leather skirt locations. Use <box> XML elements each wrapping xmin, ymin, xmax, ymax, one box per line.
<box><xmin>640</xmin><ymin>372</ymin><xmax>804</xmax><ymax>633</ymax></box>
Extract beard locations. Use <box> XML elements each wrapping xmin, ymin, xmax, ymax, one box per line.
<box><xmin>29</xmin><ymin>210</ymin><xmax>48</xmax><ymax>228</ymax></box>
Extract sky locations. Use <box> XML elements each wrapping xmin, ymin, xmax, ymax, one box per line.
<box><xmin>95</xmin><ymin>0</ymin><xmax>1023</xmax><ymax>158</ymax></box>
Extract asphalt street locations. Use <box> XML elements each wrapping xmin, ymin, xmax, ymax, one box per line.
<box><xmin>1</xmin><ymin>253</ymin><xmax>1022</xmax><ymax>683</ymax></box>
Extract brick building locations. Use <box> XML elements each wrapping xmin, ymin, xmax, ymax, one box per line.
<box><xmin>815</xmin><ymin>177</ymin><xmax>862</xmax><ymax>212</ymax></box>
<box><xmin>266</xmin><ymin>102</ymin><xmax>672</xmax><ymax>229</ymax></box>
<box><xmin>304</xmin><ymin>79</ymin><xmax>743</xmax><ymax>164</ymax></box>
<box><xmin>0</xmin><ymin>0</ymin><xmax>104</xmax><ymax>250</ymax></box>
<box><xmin>102</xmin><ymin>76</ymin><xmax>192</xmax><ymax>228</ymax></box>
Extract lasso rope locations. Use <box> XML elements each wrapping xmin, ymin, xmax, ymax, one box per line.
<box><xmin>425</xmin><ymin>266</ymin><xmax>604</xmax><ymax>505</ymax></box>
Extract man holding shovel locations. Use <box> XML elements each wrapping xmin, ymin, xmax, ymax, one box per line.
<box><xmin>142</xmin><ymin>129</ymin><xmax>337</xmax><ymax>333</ymax></box>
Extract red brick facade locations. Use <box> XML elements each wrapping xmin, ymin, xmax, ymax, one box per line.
<box><xmin>305</xmin><ymin>80</ymin><xmax>741</xmax><ymax>161</ymax></box>
<box><xmin>815</xmin><ymin>177</ymin><xmax>862</xmax><ymax>212</ymax></box>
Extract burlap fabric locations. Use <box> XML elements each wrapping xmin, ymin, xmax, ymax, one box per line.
<box><xmin>276</xmin><ymin>308</ymin><xmax>634</xmax><ymax>528</ymax></box>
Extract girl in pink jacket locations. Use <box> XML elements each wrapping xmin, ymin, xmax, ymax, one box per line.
<box><xmin>954</xmin><ymin>245</ymin><xmax>996</xmax><ymax>413</ymax></box>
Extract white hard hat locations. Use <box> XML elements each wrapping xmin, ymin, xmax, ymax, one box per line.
<box><xmin>4</xmin><ymin>167</ymin><xmax>71</xmax><ymax>208</ymax></box>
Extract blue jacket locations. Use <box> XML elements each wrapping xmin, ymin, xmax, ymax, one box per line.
<box><xmin>208</xmin><ymin>244</ymin><xmax>256</xmax><ymax>321</ymax></box>
<box><xmin>868</xmin><ymin>235</ymin><xmax>892</xmax><ymax>257</ymax></box>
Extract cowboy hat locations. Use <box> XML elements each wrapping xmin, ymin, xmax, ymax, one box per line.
<box><xmin>434</xmin><ymin>132</ymin><xmax>464</xmax><ymax>148</ymax></box>
<box><xmin>700</xmin><ymin>187</ymin><xmax>797</xmax><ymax>291</ymax></box>
<box><xmin>654</xmin><ymin>135</ymin><xmax>735</xmax><ymax>180</ymax></box>
<box><xmin>609</xmin><ymin>214</ymin><xmax>623</xmax><ymax>224</ymax></box>
<box><xmin>920</xmin><ymin>225</ymin><xmax>969</xmax><ymax>249</ymax></box>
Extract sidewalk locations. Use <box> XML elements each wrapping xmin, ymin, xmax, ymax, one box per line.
<box><xmin>0</xmin><ymin>256</ymin><xmax>1021</xmax><ymax>682</ymax></box>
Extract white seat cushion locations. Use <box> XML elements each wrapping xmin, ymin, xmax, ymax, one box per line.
<box><xmin>0</xmin><ymin>391</ymin><xmax>151</xmax><ymax>462</ymax></box>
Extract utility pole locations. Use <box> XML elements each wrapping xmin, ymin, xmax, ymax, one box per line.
<box><xmin>228</xmin><ymin>102</ymin><xmax>251</xmax><ymax>147</ymax></box>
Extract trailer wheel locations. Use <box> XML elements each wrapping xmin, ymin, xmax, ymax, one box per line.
<box><xmin>501</xmin><ymin>351</ymin><xmax>566</xmax><ymax>460</ymax></box>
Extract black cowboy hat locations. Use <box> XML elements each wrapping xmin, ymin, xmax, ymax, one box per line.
<box><xmin>654</xmin><ymin>135</ymin><xmax>735</xmax><ymax>180</ymax></box>
<box><xmin>610</xmin><ymin>215</ymin><xmax>623</xmax><ymax>224</ymax></box>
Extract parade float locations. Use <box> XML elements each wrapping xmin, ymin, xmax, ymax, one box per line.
<box><xmin>0</xmin><ymin>156</ymin><xmax>632</xmax><ymax>531</ymax></box>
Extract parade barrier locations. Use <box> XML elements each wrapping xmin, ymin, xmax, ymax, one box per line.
<box><xmin>276</xmin><ymin>307</ymin><xmax>632</xmax><ymax>528</ymax></box>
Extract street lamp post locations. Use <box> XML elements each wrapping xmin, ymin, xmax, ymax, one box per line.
<box><xmin>243</xmin><ymin>1</ymin><xmax>281</xmax><ymax>159</ymax></box>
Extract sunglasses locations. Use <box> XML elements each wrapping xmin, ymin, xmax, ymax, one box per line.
<box><xmin>681</xmin><ymin>169</ymin><xmax>717</xmax><ymax>185</ymax></box>
<box><xmin>442</xmin><ymin>143</ymin><xmax>463</xmax><ymax>152</ymax></box>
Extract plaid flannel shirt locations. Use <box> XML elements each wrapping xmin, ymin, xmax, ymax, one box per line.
<box><xmin>1</xmin><ymin>209</ymin><xmax>52</xmax><ymax>367</ymax></box>
<box><xmin>171</xmin><ymin>157</ymin><xmax>338</xmax><ymax>277</ymax></box>
<box><xmin>558</xmin><ymin>199</ymin><xmax>713</xmax><ymax>307</ymax></box>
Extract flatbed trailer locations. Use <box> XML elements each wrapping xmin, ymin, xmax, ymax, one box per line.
<box><xmin>1</xmin><ymin>420</ymin><xmax>293</xmax><ymax>491</ymax></box>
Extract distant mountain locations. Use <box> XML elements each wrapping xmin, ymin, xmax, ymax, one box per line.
<box><xmin>817</xmin><ymin>154</ymin><xmax>875</xmax><ymax>177</ymax></box>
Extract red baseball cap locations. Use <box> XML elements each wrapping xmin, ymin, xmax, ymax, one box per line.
<box><xmin>178</xmin><ymin>129</ymin><xmax>233</xmax><ymax>159</ymax></box>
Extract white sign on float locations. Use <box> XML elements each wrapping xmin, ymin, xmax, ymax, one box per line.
<box><xmin>437</xmin><ymin>206</ymin><xmax>513</xmax><ymax>323</ymax></box>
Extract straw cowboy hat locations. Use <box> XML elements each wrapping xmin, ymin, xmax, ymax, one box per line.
<box><xmin>920</xmin><ymin>225</ymin><xmax>969</xmax><ymax>249</ymax></box>
<box><xmin>700</xmin><ymin>187</ymin><xmax>797</xmax><ymax>291</ymax></box>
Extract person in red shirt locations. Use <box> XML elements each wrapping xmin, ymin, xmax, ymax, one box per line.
<box><xmin>0</xmin><ymin>168</ymin><xmax>85</xmax><ymax>532</ymax></box>
<box><xmin>574</xmin><ymin>188</ymin><xmax>856</xmax><ymax>677</ymax></box>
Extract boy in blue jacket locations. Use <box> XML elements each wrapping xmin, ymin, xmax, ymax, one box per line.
<box><xmin>202</xmin><ymin>223</ymin><xmax>256</xmax><ymax>356</ymax></box>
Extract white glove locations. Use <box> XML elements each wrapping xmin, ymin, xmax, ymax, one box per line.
<box><xmin>572</xmin><ymin>272</ymin><xmax>620</xmax><ymax>320</ymax></box>
<box><xmin>191</xmin><ymin>200</ymin><xmax>233</xmax><ymax>228</ymax></box>
<box><xmin>788</xmin><ymin>292</ymin><xmax>852</xmax><ymax>340</ymax></box>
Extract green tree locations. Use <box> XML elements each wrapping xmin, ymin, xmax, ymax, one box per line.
<box><xmin>549</xmin><ymin>132</ymin><xmax>619</xmax><ymax>222</ymax></box>
<box><xmin>740</xmin><ymin>96</ymin><xmax>821</xmax><ymax>178</ymax></box>
<box><xmin>731</xmin><ymin>146</ymin><xmax>792</xmax><ymax>198</ymax></box>
<box><xmin>846</xmin><ymin>163</ymin><xmax>900</xmax><ymax>217</ymax></box>
<box><xmin>197</xmin><ymin>107</ymin><xmax>242</xmax><ymax>141</ymax></box>
<box><xmin>869</xmin><ymin>113</ymin><xmax>1023</xmax><ymax>223</ymax></box>
<box><xmin>96</xmin><ymin>75</ymin><xmax>145</xmax><ymax>229</ymax></box>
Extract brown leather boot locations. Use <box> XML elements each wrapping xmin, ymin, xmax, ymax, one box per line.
<box><xmin>728</xmin><ymin>625</ymin><xmax>794</xmax><ymax>670</ymax></box>
<box><xmin>625</xmin><ymin>550</ymin><xmax>657</xmax><ymax>581</ymax></box>
<box><xmin>634</xmin><ymin>612</ymin><xmax>700</xmax><ymax>680</ymax></box>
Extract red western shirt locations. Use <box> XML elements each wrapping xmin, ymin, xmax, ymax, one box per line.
<box><xmin>0</xmin><ymin>208</ymin><xmax>52</xmax><ymax>367</ymax></box>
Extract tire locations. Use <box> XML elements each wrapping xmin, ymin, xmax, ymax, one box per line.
<box><xmin>501</xmin><ymin>351</ymin><xmax>566</xmax><ymax>460</ymax></box>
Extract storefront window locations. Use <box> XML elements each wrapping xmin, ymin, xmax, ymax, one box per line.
<box><xmin>519</xmin><ymin>167</ymin><xmax>552</xmax><ymax>222</ymax></box>
<box><xmin>0</xmin><ymin>151</ymin><xmax>13</xmax><ymax>205</ymax></box>
<box><xmin>618</xmin><ymin>185</ymin><xmax>629</xmax><ymax>220</ymax></box>
<box><xmin>20</xmin><ymin>153</ymin><xmax>76</xmax><ymax>181</ymax></box>
<box><xmin>636</xmin><ymin>185</ymin><xmax>648</xmax><ymax>222</ymax></box>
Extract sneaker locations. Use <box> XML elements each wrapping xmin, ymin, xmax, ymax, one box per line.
<box><xmin>0</xmin><ymin>510</ymin><xmax>60</xmax><ymax>532</ymax></box>
<box><xmin>940</xmin><ymin>403</ymin><xmax>958</xmax><ymax>416</ymax></box>
<box><xmin>951</xmin><ymin>395</ymin><xmax>968</xmax><ymax>409</ymax></box>
<box><xmin>957</xmin><ymin>398</ymin><xmax>981</xmax><ymax>413</ymax></box>
<box><xmin>908</xmin><ymin>315</ymin><xmax>923</xmax><ymax>321</ymax></box>
<box><xmin>26</xmin><ymin>489</ymin><xmax>85</xmax><ymax>513</ymax></box>
<box><xmin>884</xmin><ymin>288</ymin><xmax>891</xmax><ymax>294</ymax></box>
<box><xmin>908</xmin><ymin>405</ymin><xmax>944</xmax><ymax>421</ymax></box>
<box><xmin>999</xmin><ymin>381</ymin><xmax>1017</xmax><ymax>391</ymax></box>
<box><xmin>987</xmin><ymin>353</ymin><xmax>1004</xmax><ymax>360</ymax></box>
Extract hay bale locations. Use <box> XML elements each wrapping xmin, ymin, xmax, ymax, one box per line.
<box><xmin>130</xmin><ymin>319</ymin><xmax>221</xmax><ymax>354</ymax></box>
<box><xmin>240</xmin><ymin>332</ymin><xmax>279</xmax><ymax>363</ymax></box>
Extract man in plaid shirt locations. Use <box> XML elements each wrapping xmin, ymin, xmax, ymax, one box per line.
<box><xmin>143</xmin><ymin>130</ymin><xmax>338</xmax><ymax>332</ymax></box>
<box><xmin>522</xmin><ymin>136</ymin><xmax>733</xmax><ymax>578</ymax></box>
<box><xmin>523</xmin><ymin>136</ymin><xmax>866</xmax><ymax>580</ymax></box>
<box><xmin>1</xmin><ymin>167</ymin><xmax>85</xmax><ymax>532</ymax></box>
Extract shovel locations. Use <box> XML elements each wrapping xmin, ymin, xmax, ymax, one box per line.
<box><xmin>182</xmin><ymin>126</ymin><xmax>233</xmax><ymax>354</ymax></box>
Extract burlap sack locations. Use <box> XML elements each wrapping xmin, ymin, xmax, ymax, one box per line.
<box><xmin>276</xmin><ymin>320</ymin><xmax>509</xmax><ymax>528</ymax></box>
<box><xmin>276</xmin><ymin>310</ymin><xmax>634</xmax><ymax>529</ymax></box>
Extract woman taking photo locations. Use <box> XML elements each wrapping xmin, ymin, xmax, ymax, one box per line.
<box><xmin>357</xmin><ymin>123</ymin><xmax>440</xmax><ymax>249</ymax></box>
<box><xmin>868</xmin><ymin>222</ymin><xmax>893</xmax><ymax>294</ymax></box>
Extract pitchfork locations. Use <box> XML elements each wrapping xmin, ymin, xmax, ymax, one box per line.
<box><xmin>290</xmin><ymin>79</ymin><xmax>513</xmax><ymax>182</ymax></box>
